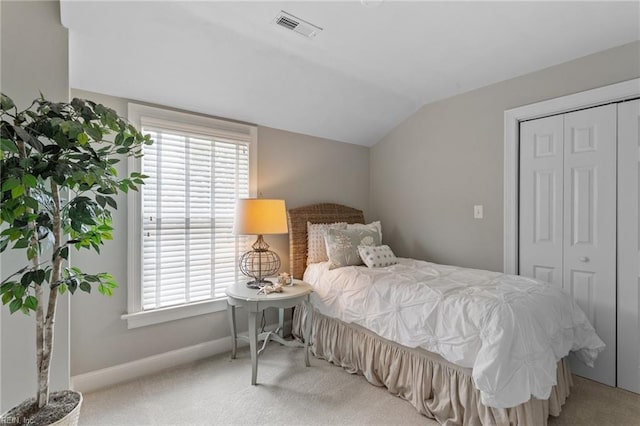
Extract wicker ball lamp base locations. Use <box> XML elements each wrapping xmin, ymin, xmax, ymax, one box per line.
<box><xmin>239</xmin><ymin>235</ymin><xmax>281</xmax><ymax>288</ymax></box>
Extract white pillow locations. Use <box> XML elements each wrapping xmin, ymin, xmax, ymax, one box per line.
<box><xmin>307</xmin><ymin>222</ymin><xmax>347</xmax><ymax>264</ymax></box>
<box><xmin>358</xmin><ymin>245</ymin><xmax>398</xmax><ymax>268</ymax></box>
<box><xmin>347</xmin><ymin>221</ymin><xmax>382</xmax><ymax>240</ymax></box>
<box><xmin>325</xmin><ymin>228</ymin><xmax>381</xmax><ymax>269</ymax></box>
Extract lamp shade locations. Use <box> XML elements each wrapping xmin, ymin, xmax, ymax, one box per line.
<box><xmin>233</xmin><ymin>198</ymin><xmax>288</xmax><ymax>235</ymax></box>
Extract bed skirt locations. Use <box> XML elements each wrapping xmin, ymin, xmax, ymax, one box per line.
<box><xmin>292</xmin><ymin>305</ymin><xmax>573</xmax><ymax>426</ymax></box>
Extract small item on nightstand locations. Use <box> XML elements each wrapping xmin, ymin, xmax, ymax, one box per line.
<box><xmin>257</xmin><ymin>283</ymin><xmax>284</xmax><ymax>295</ymax></box>
<box><xmin>278</xmin><ymin>272</ymin><xmax>293</xmax><ymax>286</ymax></box>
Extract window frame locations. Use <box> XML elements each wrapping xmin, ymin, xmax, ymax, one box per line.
<box><xmin>123</xmin><ymin>103</ymin><xmax>257</xmax><ymax>329</ymax></box>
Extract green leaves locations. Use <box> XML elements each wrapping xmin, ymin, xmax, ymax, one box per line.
<box><xmin>1</xmin><ymin>92</ymin><xmax>151</xmax><ymax>316</ymax></box>
<box><xmin>97</xmin><ymin>273</ymin><xmax>117</xmax><ymax>296</ymax></box>
<box><xmin>57</xmin><ymin>268</ymin><xmax>118</xmax><ymax>297</ymax></box>
<box><xmin>13</xmin><ymin>125</ymin><xmax>43</xmax><ymax>152</ymax></box>
<box><xmin>59</xmin><ymin>246</ymin><xmax>69</xmax><ymax>260</ymax></box>
<box><xmin>34</xmin><ymin>269</ymin><xmax>46</xmax><ymax>285</ymax></box>
<box><xmin>1</xmin><ymin>138</ymin><xmax>18</xmax><ymax>153</ymax></box>
<box><xmin>67</xmin><ymin>196</ymin><xmax>99</xmax><ymax>233</ymax></box>
<box><xmin>22</xmin><ymin>174</ymin><xmax>37</xmax><ymax>188</ymax></box>
<box><xmin>2</xmin><ymin>177</ymin><xmax>20</xmax><ymax>192</ymax></box>
<box><xmin>77</xmin><ymin>132</ymin><xmax>89</xmax><ymax>145</ymax></box>
<box><xmin>2</xmin><ymin>292</ymin><xmax>12</xmax><ymax>306</ymax></box>
<box><xmin>9</xmin><ymin>298</ymin><xmax>22</xmax><ymax>314</ymax></box>
<box><xmin>1</xmin><ymin>177</ymin><xmax>25</xmax><ymax>200</ymax></box>
<box><xmin>79</xmin><ymin>281</ymin><xmax>91</xmax><ymax>293</ymax></box>
<box><xmin>25</xmin><ymin>295</ymin><xmax>38</xmax><ymax>310</ymax></box>
<box><xmin>14</xmin><ymin>282</ymin><xmax>26</xmax><ymax>298</ymax></box>
<box><xmin>24</xmin><ymin>196</ymin><xmax>39</xmax><ymax>210</ymax></box>
<box><xmin>95</xmin><ymin>194</ymin><xmax>117</xmax><ymax>210</ymax></box>
<box><xmin>1</xmin><ymin>94</ymin><xmax>15</xmax><ymax>111</ymax></box>
<box><xmin>0</xmin><ymin>280</ymin><xmax>39</xmax><ymax>315</ymax></box>
<box><xmin>19</xmin><ymin>269</ymin><xmax>46</xmax><ymax>287</ymax></box>
<box><xmin>84</xmin><ymin>124</ymin><xmax>102</xmax><ymax>141</ymax></box>
<box><xmin>11</xmin><ymin>184</ymin><xmax>25</xmax><ymax>199</ymax></box>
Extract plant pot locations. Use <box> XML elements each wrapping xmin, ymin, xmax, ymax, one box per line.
<box><xmin>0</xmin><ymin>391</ymin><xmax>82</xmax><ymax>426</ymax></box>
<box><xmin>49</xmin><ymin>392</ymin><xmax>82</xmax><ymax>426</ymax></box>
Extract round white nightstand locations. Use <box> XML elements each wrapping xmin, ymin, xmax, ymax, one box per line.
<box><xmin>225</xmin><ymin>279</ymin><xmax>313</xmax><ymax>385</ymax></box>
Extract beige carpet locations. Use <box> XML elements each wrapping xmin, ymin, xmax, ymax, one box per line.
<box><xmin>79</xmin><ymin>345</ymin><xmax>640</xmax><ymax>425</ymax></box>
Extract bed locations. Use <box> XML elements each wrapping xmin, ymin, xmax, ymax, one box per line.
<box><xmin>288</xmin><ymin>203</ymin><xmax>604</xmax><ymax>426</ymax></box>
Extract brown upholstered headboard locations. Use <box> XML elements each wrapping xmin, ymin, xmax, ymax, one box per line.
<box><xmin>287</xmin><ymin>203</ymin><xmax>364</xmax><ymax>279</ymax></box>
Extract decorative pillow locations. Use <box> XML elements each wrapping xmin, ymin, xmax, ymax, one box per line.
<box><xmin>347</xmin><ymin>221</ymin><xmax>382</xmax><ymax>239</ymax></box>
<box><xmin>307</xmin><ymin>222</ymin><xmax>347</xmax><ymax>264</ymax></box>
<box><xmin>358</xmin><ymin>245</ymin><xmax>399</xmax><ymax>268</ymax></box>
<box><xmin>324</xmin><ymin>228</ymin><xmax>381</xmax><ymax>269</ymax></box>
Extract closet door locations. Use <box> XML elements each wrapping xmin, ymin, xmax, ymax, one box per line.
<box><xmin>519</xmin><ymin>115</ymin><xmax>564</xmax><ymax>286</ymax></box>
<box><xmin>563</xmin><ymin>104</ymin><xmax>617</xmax><ymax>386</ymax></box>
<box><xmin>618</xmin><ymin>99</ymin><xmax>640</xmax><ymax>394</ymax></box>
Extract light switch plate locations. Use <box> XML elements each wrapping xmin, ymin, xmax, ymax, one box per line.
<box><xmin>474</xmin><ymin>205</ymin><xmax>483</xmax><ymax>219</ymax></box>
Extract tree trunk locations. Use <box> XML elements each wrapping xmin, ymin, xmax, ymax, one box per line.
<box><xmin>31</xmin><ymin>205</ymin><xmax>45</xmax><ymax>407</ymax></box>
<box><xmin>16</xmin><ymin>137</ymin><xmax>47</xmax><ymax>408</ymax></box>
<box><xmin>35</xmin><ymin>279</ymin><xmax>45</xmax><ymax>407</ymax></box>
<box><xmin>37</xmin><ymin>182</ymin><xmax>62</xmax><ymax>408</ymax></box>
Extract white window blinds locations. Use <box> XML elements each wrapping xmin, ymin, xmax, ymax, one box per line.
<box><xmin>140</xmin><ymin>124</ymin><xmax>250</xmax><ymax>310</ymax></box>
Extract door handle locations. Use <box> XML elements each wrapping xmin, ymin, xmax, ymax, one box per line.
<box><xmin>579</xmin><ymin>257</ymin><xmax>589</xmax><ymax>263</ymax></box>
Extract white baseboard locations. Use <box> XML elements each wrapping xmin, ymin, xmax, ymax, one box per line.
<box><xmin>71</xmin><ymin>321</ymin><xmax>290</xmax><ymax>394</ymax></box>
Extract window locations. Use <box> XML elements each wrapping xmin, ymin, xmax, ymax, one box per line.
<box><xmin>123</xmin><ymin>104</ymin><xmax>256</xmax><ymax>328</ymax></box>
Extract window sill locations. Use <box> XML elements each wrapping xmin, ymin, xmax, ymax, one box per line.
<box><xmin>121</xmin><ymin>298</ymin><xmax>228</xmax><ymax>329</ymax></box>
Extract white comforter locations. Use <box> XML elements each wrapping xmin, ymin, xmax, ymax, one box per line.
<box><xmin>303</xmin><ymin>258</ymin><xmax>604</xmax><ymax>409</ymax></box>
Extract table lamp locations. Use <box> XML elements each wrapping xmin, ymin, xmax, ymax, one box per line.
<box><xmin>234</xmin><ymin>198</ymin><xmax>288</xmax><ymax>288</ymax></box>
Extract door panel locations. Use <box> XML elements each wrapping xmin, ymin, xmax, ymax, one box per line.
<box><xmin>618</xmin><ymin>99</ymin><xmax>640</xmax><ymax>394</ymax></box>
<box><xmin>569</xmin><ymin>270</ymin><xmax>596</xmax><ymax>326</ymax></box>
<box><xmin>564</xmin><ymin>104</ymin><xmax>617</xmax><ymax>386</ymax></box>
<box><xmin>570</xmin><ymin>166</ymin><xmax>595</xmax><ymax>246</ymax></box>
<box><xmin>519</xmin><ymin>115</ymin><xmax>564</xmax><ymax>287</ymax></box>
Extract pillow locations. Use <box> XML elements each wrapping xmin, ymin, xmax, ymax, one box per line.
<box><xmin>347</xmin><ymin>221</ymin><xmax>382</xmax><ymax>239</ymax></box>
<box><xmin>324</xmin><ymin>228</ymin><xmax>381</xmax><ymax>269</ymax></box>
<box><xmin>307</xmin><ymin>222</ymin><xmax>347</xmax><ymax>264</ymax></box>
<box><xmin>358</xmin><ymin>245</ymin><xmax>399</xmax><ymax>268</ymax></box>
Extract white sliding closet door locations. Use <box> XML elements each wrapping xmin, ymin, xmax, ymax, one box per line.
<box><xmin>519</xmin><ymin>115</ymin><xmax>564</xmax><ymax>286</ymax></box>
<box><xmin>618</xmin><ymin>99</ymin><xmax>640</xmax><ymax>394</ymax></box>
<box><xmin>519</xmin><ymin>104</ymin><xmax>617</xmax><ymax>386</ymax></box>
<box><xmin>563</xmin><ymin>105</ymin><xmax>617</xmax><ymax>386</ymax></box>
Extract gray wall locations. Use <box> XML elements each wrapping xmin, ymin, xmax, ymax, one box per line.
<box><xmin>0</xmin><ymin>0</ymin><xmax>70</xmax><ymax>411</ymax></box>
<box><xmin>8</xmin><ymin>3</ymin><xmax>636</xmax><ymax>387</ymax></box>
<box><xmin>68</xmin><ymin>89</ymin><xmax>369</xmax><ymax>375</ymax></box>
<box><xmin>370</xmin><ymin>41</ymin><xmax>640</xmax><ymax>273</ymax></box>
<box><xmin>257</xmin><ymin>126</ymin><xmax>370</xmax><ymax>269</ymax></box>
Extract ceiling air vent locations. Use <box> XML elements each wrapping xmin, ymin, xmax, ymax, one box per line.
<box><xmin>273</xmin><ymin>11</ymin><xmax>322</xmax><ymax>39</ymax></box>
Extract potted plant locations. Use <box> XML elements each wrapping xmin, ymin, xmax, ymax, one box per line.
<box><xmin>0</xmin><ymin>94</ymin><xmax>151</xmax><ymax>425</ymax></box>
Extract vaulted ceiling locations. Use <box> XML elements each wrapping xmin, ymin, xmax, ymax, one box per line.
<box><xmin>61</xmin><ymin>1</ymin><xmax>639</xmax><ymax>146</ymax></box>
